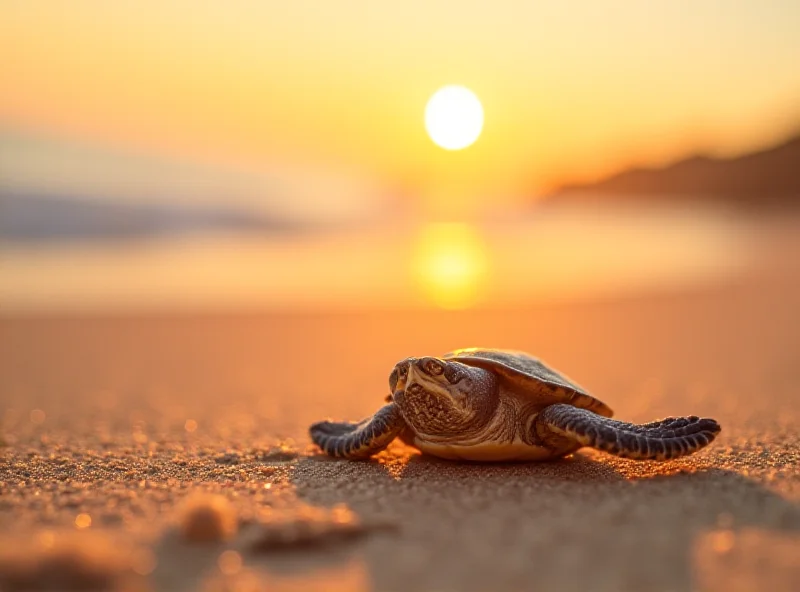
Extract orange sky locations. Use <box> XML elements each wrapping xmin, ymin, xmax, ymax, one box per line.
<box><xmin>1</xmin><ymin>1</ymin><xmax>799</xmax><ymax>217</ymax></box>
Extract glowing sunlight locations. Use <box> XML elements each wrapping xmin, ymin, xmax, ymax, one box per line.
<box><xmin>412</xmin><ymin>223</ymin><xmax>489</xmax><ymax>310</ymax></box>
<box><xmin>424</xmin><ymin>86</ymin><xmax>484</xmax><ymax>151</ymax></box>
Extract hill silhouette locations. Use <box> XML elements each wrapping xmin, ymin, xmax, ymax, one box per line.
<box><xmin>548</xmin><ymin>132</ymin><xmax>800</xmax><ymax>207</ymax></box>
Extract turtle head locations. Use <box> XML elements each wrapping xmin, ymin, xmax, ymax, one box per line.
<box><xmin>388</xmin><ymin>357</ymin><xmax>498</xmax><ymax>439</ymax></box>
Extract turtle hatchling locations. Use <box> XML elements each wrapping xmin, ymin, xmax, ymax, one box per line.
<box><xmin>310</xmin><ymin>348</ymin><xmax>721</xmax><ymax>461</ymax></box>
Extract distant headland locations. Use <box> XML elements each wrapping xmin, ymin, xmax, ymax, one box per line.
<box><xmin>547</xmin><ymin>132</ymin><xmax>800</xmax><ymax>208</ymax></box>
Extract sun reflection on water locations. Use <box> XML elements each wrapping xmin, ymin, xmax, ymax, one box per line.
<box><xmin>411</xmin><ymin>222</ymin><xmax>489</xmax><ymax>310</ymax></box>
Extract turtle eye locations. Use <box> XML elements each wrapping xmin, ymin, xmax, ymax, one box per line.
<box><xmin>442</xmin><ymin>363</ymin><xmax>461</xmax><ymax>384</ymax></box>
<box><xmin>425</xmin><ymin>360</ymin><xmax>443</xmax><ymax>375</ymax></box>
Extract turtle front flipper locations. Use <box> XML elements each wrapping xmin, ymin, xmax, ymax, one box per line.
<box><xmin>310</xmin><ymin>403</ymin><xmax>407</xmax><ymax>459</ymax></box>
<box><xmin>535</xmin><ymin>404</ymin><xmax>721</xmax><ymax>461</ymax></box>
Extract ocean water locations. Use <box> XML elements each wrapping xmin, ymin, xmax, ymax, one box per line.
<box><xmin>0</xmin><ymin>203</ymin><xmax>776</xmax><ymax>313</ymax></box>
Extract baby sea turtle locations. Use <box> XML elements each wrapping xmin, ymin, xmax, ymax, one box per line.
<box><xmin>310</xmin><ymin>348</ymin><xmax>721</xmax><ymax>461</ymax></box>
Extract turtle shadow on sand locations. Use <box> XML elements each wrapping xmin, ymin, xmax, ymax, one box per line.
<box><xmin>279</xmin><ymin>451</ymin><xmax>800</xmax><ymax>591</ymax></box>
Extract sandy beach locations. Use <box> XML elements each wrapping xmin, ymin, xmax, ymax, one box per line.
<box><xmin>2</xmin><ymin>254</ymin><xmax>799</xmax><ymax>591</ymax></box>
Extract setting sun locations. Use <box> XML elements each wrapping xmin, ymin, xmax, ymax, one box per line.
<box><xmin>425</xmin><ymin>86</ymin><xmax>484</xmax><ymax>151</ymax></box>
<box><xmin>412</xmin><ymin>223</ymin><xmax>489</xmax><ymax>309</ymax></box>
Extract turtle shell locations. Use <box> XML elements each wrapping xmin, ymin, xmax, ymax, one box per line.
<box><xmin>444</xmin><ymin>348</ymin><xmax>613</xmax><ymax>418</ymax></box>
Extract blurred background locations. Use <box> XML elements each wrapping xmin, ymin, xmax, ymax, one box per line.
<box><xmin>1</xmin><ymin>0</ymin><xmax>799</xmax><ymax>313</ymax></box>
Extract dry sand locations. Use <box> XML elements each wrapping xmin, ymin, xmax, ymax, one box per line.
<box><xmin>1</xmin><ymin>263</ymin><xmax>799</xmax><ymax>590</ymax></box>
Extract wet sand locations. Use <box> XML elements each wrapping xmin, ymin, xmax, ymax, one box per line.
<box><xmin>1</xmin><ymin>270</ymin><xmax>799</xmax><ymax>590</ymax></box>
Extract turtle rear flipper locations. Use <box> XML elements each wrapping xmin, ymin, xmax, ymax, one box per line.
<box><xmin>535</xmin><ymin>404</ymin><xmax>721</xmax><ymax>461</ymax></box>
<box><xmin>310</xmin><ymin>403</ymin><xmax>406</xmax><ymax>459</ymax></box>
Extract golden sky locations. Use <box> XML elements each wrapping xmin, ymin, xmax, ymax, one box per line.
<box><xmin>2</xmin><ymin>1</ymin><xmax>799</xmax><ymax>216</ymax></box>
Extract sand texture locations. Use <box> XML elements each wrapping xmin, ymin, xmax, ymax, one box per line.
<box><xmin>1</xmin><ymin>272</ymin><xmax>799</xmax><ymax>591</ymax></box>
